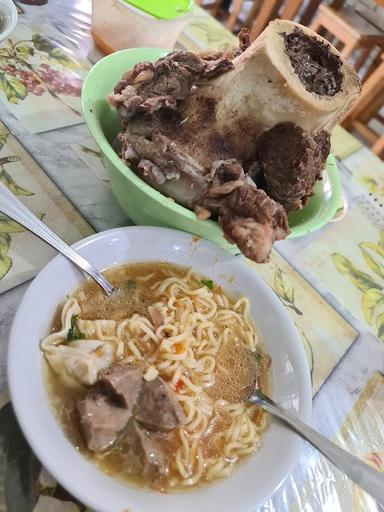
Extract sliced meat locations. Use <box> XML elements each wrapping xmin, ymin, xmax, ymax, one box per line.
<box><xmin>135</xmin><ymin>377</ymin><xmax>185</xmax><ymax>431</ymax></box>
<box><xmin>76</xmin><ymin>392</ymin><xmax>130</xmax><ymax>453</ymax></box>
<box><xmin>256</xmin><ymin>122</ymin><xmax>331</xmax><ymax>211</ymax></box>
<box><xmin>148</xmin><ymin>305</ymin><xmax>164</xmax><ymax>328</ymax></box>
<box><xmin>127</xmin><ymin>420</ymin><xmax>169</xmax><ymax>480</ymax></box>
<box><xmin>98</xmin><ymin>363</ymin><xmax>143</xmax><ymax>410</ymax></box>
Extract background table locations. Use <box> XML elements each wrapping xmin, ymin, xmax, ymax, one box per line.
<box><xmin>0</xmin><ymin>2</ymin><xmax>383</xmax><ymax>511</ymax></box>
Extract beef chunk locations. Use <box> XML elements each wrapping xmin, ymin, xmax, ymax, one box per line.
<box><xmin>98</xmin><ymin>363</ymin><xmax>143</xmax><ymax>410</ymax></box>
<box><xmin>108</xmin><ymin>50</ymin><xmax>234</xmax><ymax>120</ymax></box>
<box><xmin>148</xmin><ymin>305</ymin><xmax>164</xmax><ymax>328</ymax></box>
<box><xmin>76</xmin><ymin>392</ymin><xmax>130</xmax><ymax>453</ymax></box>
<box><xmin>221</xmin><ymin>217</ymin><xmax>279</xmax><ymax>263</ymax></box>
<box><xmin>283</xmin><ymin>28</ymin><xmax>342</xmax><ymax>97</ymax></box>
<box><xmin>135</xmin><ymin>377</ymin><xmax>185</xmax><ymax>431</ymax></box>
<box><xmin>203</xmin><ymin>58</ymin><xmax>233</xmax><ymax>78</ymax></box>
<box><xmin>256</xmin><ymin>122</ymin><xmax>331</xmax><ymax>211</ymax></box>
<box><xmin>108</xmin><ymin>53</ymin><xmax>200</xmax><ymax>119</ymax></box>
<box><xmin>199</xmin><ymin>180</ymin><xmax>289</xmax><ymax>263</ymax></box>
<box><xmin>211</xmin><ymin>159</ymin><xmax>245</xmax><ymax>182</ymax></box>
<box><xmin>127</xmin><ymin>420</ymin><xmax>169</xmax><ymax>479</ymax></box>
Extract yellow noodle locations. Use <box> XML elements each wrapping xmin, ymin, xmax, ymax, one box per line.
<box><xmin>45</xmin><ymin>268</ymin><xmax>268</xmax><ymax>489</ymax></box>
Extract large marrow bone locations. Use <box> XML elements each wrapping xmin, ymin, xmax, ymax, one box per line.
<box><xmin>181</xmin><ymin>20</ymin><xmax>361</xmax><ymax>161</ymax></box>
<box><xmin>109</xmin><ymin>22</ymin><xmax>361</xmax><ymax>264</ymax></box>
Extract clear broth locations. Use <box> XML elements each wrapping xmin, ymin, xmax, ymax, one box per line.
<box><xmin>44</xmin><ymin>262</ymin><xmax>270</xmax><ymax>491</ymax></box>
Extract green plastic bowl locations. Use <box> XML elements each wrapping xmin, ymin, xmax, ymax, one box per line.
<box><xmin>82</xmin><ymin>48</ymin><xmax>341</xmax><ymax>253</ymax></box>
<box><xmin>121</xmin><ymin>0</ymin><xmax>193</xmax><ymax>19</ymax></box>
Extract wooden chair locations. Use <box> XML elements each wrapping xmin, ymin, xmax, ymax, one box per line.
<box><xmin>195</xmin><ymin>0</ymin><xmax>247</xmax><ymax>31</ymax></box>
<box><xmin>225</xmin><ymin>0</ymin><xmax>250</xmax><ymax>32</ymax></box>
<box><xmin>309</xmin><ymin>5</ymin><xmax>384</xmax><ymax>74</ymax></box>
<box><xmin>343</xmin><ymin>53</ymin><xmax>384</xmax><ymax>158</ymax></box>
<box><xmin>195</xmin><ymin>0</ymin><xmax>222</xmax><ymax>17</ymax></box>
<box><xmin>248</xmin><ymin>0</ymin><xmax>302</xmax><ymax>40</ymax></box>
<box><xmin>197</xmin><ymin>0</ymin><xmax>260</xmax><ymax>33</ymax></box>
<box><xmin>199</xmin><ymin>0</ymin><xmax>302</xmax><ymax>37</ymax></box>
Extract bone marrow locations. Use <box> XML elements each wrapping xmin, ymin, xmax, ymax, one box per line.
<box><xmin>283</xmin><ymin>28</ymin><xmax>342</xmax><ymax>97</ymax></box>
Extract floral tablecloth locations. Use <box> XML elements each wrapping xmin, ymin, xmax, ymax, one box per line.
<box><xmin>0</xmin><ymin>2</ymin><xmax>383</xmax><ymax>511</ymax></box>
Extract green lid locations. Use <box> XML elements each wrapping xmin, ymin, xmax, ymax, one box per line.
<box><xmin>121</xmin><ymin>0</ymin><xmax>193</xmax><ymax>19</ymax></box>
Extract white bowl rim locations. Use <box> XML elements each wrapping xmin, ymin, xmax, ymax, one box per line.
<box><xmin>8</xmin><ymin>226</ymin><xmax>312</xmax><ymax>512</ymax></box>
<box><xmin>0</xmin><ymin>0</ymin><xmax>18</xmax><ymax>41</ymax></box>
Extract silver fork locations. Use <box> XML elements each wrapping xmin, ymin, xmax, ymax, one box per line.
<box><xmin>0</xmin><ymin>181</ymin><xmax>114</xmax><ymax>295</ymax></box>
<box><xmin>249</xmin><ymin>389</ymin><xmax>384</xmax><ymax>505</ymax></box>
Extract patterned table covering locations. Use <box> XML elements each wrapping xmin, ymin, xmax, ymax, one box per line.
<box><xmin>0</xmin><ymin>2</ymin><xmax>383</xmax><ymax>511</ymax></box>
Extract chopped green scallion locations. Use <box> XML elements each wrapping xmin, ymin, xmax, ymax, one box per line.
<box><xmin>201</xmin><ymin>279</ymin><xmax>214</xmax><ymax>289</ymax></box>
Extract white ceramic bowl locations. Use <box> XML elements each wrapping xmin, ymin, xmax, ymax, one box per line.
<box><xmin>0</xmin><ymin>0</ymin><xmax>17</xmax><ymax>41</ymax></box>
<box><xmin>8</xmin><ymin>227</ymin><xmax>311</xmax><ymax>512</ymax></box>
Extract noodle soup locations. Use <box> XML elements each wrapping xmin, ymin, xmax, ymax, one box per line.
<box><xmin>42</xmin><ymin>262</ymin><xmax>270</xmax><ymax>492</ymax></box>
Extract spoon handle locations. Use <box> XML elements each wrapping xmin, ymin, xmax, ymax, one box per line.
<box><xmin>250</xmin><ymin>392</ymin><xmax>384</xmax><ymax>505</ymax></box>
<box><xmin>0</xmin><ymin>182</ymin><xmax>113</xmax><ymax>295</ymax></box>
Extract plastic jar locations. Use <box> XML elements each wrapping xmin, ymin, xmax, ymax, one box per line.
<box><xmin>92</xmin><ymin>0</ymin><xmax>192</xmax><ymax>54</ymax></box>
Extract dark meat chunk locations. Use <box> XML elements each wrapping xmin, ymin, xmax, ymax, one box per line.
<box><xmin>113</xmin><ymin>79</ymin><xmax>129</xmax><ymax>95</ymax></box>
<box><xmin>211</xmin><ymin>159</ymin><xmax>245</xmax><ymax>182</ymax></box>
<box><xmin>256</xmin><ymin>122</ymin><xmax>331</xmax><ymax>211</ymax></box>
<box><xmin>76</xmin><ymin>392</ymin><xmax>130</xmax><ymax>453</ymax></box>
<box><xmin>283</xmin><ymin>28</ymin><xmax>342</xmax><ymax>97</ymax></box>
<box><xmin>108</xmin><ymin>30</ymin><xmax>252</xmax><ymax>123</ymax></box>
<box><xmin>108</xmin><ymin>53</ymin><xmax>200</xmax><ymax>119</ymax></box>
<box><xmin>98</xmin><ymin>363</ymin><xmax>143</xmax><ymax>410</ymax></box>
<box><xmin>108</xmin><ymin>50</ymin><xmax>233</xmax><ymax>120</ymax></box>
<box><xmin>203</xmin><ymin>58</ymin><xmax>233</xmax><ymax>78</ymax></box>
<box><xmin>207</xmin><ymin>160</ymin><xmax>246</xmax><ymax>197</ymax></box>
<box><xmin>200</xmin><ymin>183</ymin><xmax>289</xmax><ymax>263</ymax></box>
<box><xmin>135</xmin><ymin>377</ymin><xmax>185</xmax><ymax>431</ymax></box>
<box><xmin>224</xmin><ymin>184</ymin><xmax>286</xmax><ymax>223</ymax></box>
<box><xmin>127</xmin><ymin>420</ymin><xmax>170</xmax><ymax>480</ymax></box>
